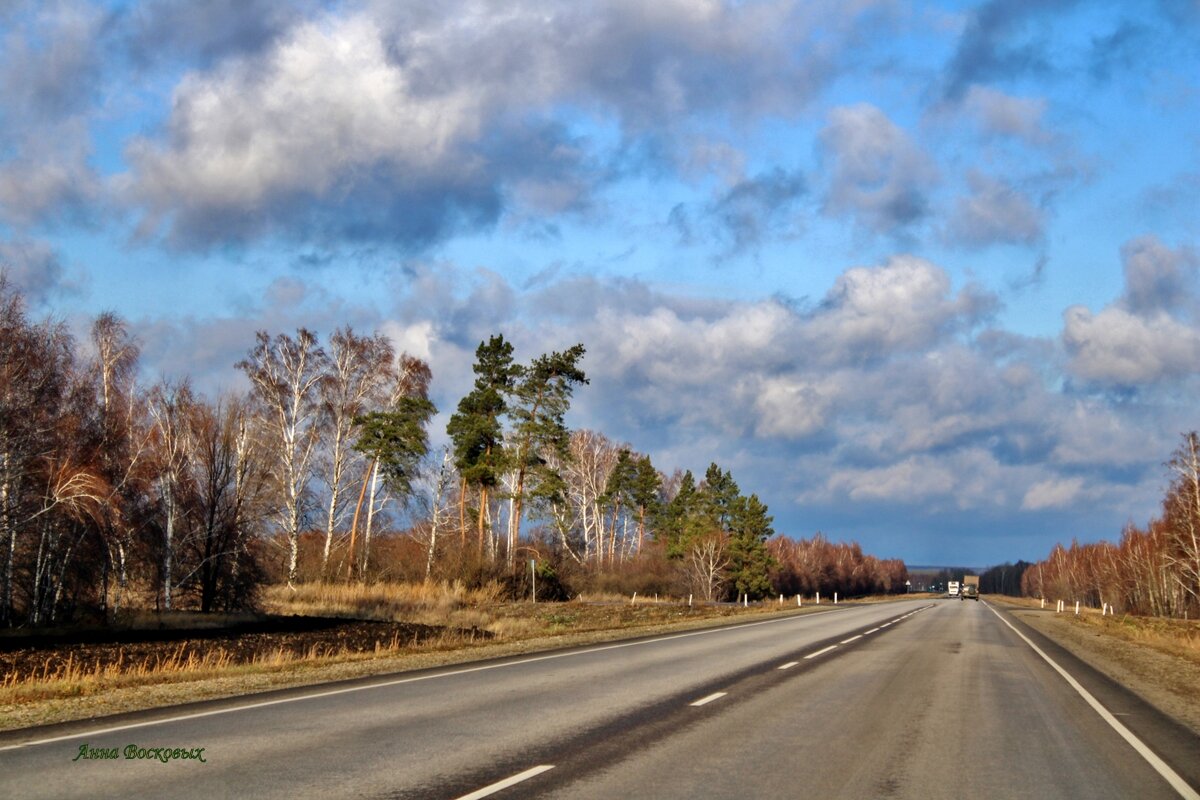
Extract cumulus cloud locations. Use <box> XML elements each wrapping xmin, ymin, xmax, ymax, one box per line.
<box><xmin>806</xmin><ymin>256</ymin><xmax>994</xmax><ymax>362</ymax></box>
<box><xmin>818</xmin><ymin>104</ymin><xmax>937</xmax><ymax>235</ymax></box>
<box><xmin>124</xmin><ymin>13</ymin><xmax>508</xmax><ymax>248</ymax></box>
<box><xmin>123</xmin><ymin>1</ymin><xmax>890</xmax><ymax>249</ymax></box>
<box><xmin>1062</xmin><ymin>305</ymin><xmax>1200</xmax><ymax>386</ymax></box>
<box><xmin>1060</xmin><ymin>235</ymin><xmax>1200</xmax><ymax>387</ymax></box>
<box><xmin>945</xmin><ymin>171</ymin><xmax>1044</xmax><ymax>247</ymax></box>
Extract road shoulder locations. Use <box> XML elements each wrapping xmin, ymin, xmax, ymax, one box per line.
<box><xmin>990</xmin><ymin>599</ymin><xmax>1200</xmax><ymax>738</ymax></box>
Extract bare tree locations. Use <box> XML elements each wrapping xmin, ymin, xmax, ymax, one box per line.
<box><xmin>238</xmin><ymin>330</ymin><xmax>328</xmax><ymax>586</ymax></box>
<box><xmin>317</xmin><ymin>328</ymin><xmax>394</xmax><ymax>578</ymax></box>
<box><xmin>687</xmin><ymin>532</ymin><xmax>729</xmax><ymax>602</ymax></box>
<box><xmin>180</xmin><ymin>393</ymin><xmax>271</xmax><ymax>611</ymax></box>
<box><xmin>148</xmin><ymin>381</ymin><xmax>195</xmax><ymax>611</ymax></box>
<box><xmin>88</xmin><ymin>312</ymin><xmax>151</xmax><ymax>618</ymax></box>
<box><xmin>409</xmin><ymin>448</ymin><xmax>454</xmax><ymax>581</ymax></box>
<box><xmin>1165</xmin><ymin>432</ymin><xmax>1200</xmax><ymax>610</ymax></box>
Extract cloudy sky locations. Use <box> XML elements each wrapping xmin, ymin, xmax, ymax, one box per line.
<box><xmin>2</xmin><ymin>0</ymin><xmax>1198</xmax><ymax>566</ymax></box>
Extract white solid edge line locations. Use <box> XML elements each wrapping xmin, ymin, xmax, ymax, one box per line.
<box><xmin>2</xmin><ymin>606</ymin><xmax>859</xmax><ymax>751</ymax></box>
<box><xmin>454</xmin><ymin>765</ymin><xmax>555</xmax><ymax>800</ymax></box>
<box><xmin>690</xmin><ymin>692</ymin><xmax>728</xmax><ymax>707</ymax></box>
<box><xmin>804</xmin><ymin>645</ymin><xmax>838</xmax><ymax>660</ymax></box>
<box><xmin>986</xmin><ymin>603</ymin><xmax>1199</xmax><ymax>800</ymax></box>
<box><xmin>839</xmin><ymin>635</ymin><xmax>862</xmax><ymax>644</ymax></box>
<box><xmin>778</xmin><ymin>661</ymin><xmax>800</xmax><ymax>670</ymax></box>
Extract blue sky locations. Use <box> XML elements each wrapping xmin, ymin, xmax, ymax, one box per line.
<box><xmin>2</xmin><ymin>0</ymin><xmax>1198</xmax><ymax>566</ymax></box>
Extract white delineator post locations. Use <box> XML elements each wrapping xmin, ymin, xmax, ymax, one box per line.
<box><xmin>834</xmin><ymin>592</ymin><xmax>838</xmax><ymax>604</ymax></box>
<box><xmin>632</xmin><ymin>592</ymin><xmax>637</xmax><ymax>605</ymax></box>
<box><xmin>816</xmin><ymin>592</ymin><xmax>821</xmax><ymax>604</ymax></box>
<box><xmin>1075</xmin><ymin>601</ymin><xmax>1080</xmax><ymax>615</ymax></box>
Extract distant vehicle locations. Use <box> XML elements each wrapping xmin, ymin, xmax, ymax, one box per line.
<box><xmin>962</xmin><ymin>575</ymin><xmax>980</xmax><ymax>601</ymax></box>
<box><xmin>948</xmin><ymin>581</ymin><xmax>960</xmax><ymax>598</ymax></box>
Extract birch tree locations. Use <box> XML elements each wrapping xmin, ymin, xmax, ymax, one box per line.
<box><xmin>88</xmin><ymin>312</ymin><xmax>150</xmax><ymax>617</ymax></box>
<box><xmin>316</xmin><ymin>328</ymin><xmax>394</xmax><ymax>578</ymax></box>
<box><xmin>148</xmin><ymin>381</ymin><xmax>194</xmax><ymax>611</ymax></box>
<box><xmin>1165</xmin><ymin>432</ymin><xmax>1200</xmax><ymax>609</ymax></box>
<box><xmin>237</xmin><ymin>329</ymin><xmax>328</xmax><ymax>586</ymax></box>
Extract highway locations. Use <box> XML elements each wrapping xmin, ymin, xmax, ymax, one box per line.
<box><xmin>2</xmin><ymin>599</ymin><xmax>1198</xmax><ymax>799</ymax></box>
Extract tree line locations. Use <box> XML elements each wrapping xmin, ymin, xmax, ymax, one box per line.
<box><xmin>1019</xmin><ymin>433</ymin><xmax>1200</xmax><ymax>618</ymax></box>
<box><xmin>0</xmin><ymin>277</ymin><xmax>907</xmax><ymax>626</ymax></box>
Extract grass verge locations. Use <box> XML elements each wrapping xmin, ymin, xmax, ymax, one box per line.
<box><xmin>2</xmin><ymin>584</ymin><xmax>893</xmax><ymax>732</ymax></box>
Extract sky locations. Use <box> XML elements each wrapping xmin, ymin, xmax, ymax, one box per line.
<box><xmin>1</xmin><ymin>0</ymin><xmax>1198</xmax><ymax>567</ymax></box>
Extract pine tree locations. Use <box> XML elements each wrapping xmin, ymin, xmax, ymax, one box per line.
<box><xmin>353</xmin><ymin>396</ymin><xmax>437</xmax><ymax>499</ymax></box>
<box><xmin>446</xmin><ymin>335</ymin><xmax>518</xmax><ymax>560</ymax></box>
<box><xmin>727</xmin><ymin>493</ymin><xmax>775</xmax><ymax>599</ymax></box>
<box><xmin>506</xmin><ymin>344</ymin><xmax>587</xmax><ymax>562</ymax></box>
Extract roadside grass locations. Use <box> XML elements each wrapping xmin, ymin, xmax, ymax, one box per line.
<box><xmin>990</xmin><ymin>595</ymin><xmax>1200</xmax><ymax>665</ymax></box>
<box><xmin>1075</xmin><ymin>613</ymin><xmax>1200</xmax><ymax>662</ymax></box>
<box><xmin>0</xmin><ymin>585</ymin><xmax>907</xmax><ymax>727</ymax></box>
<box><xmin>0</xmin><ymin>628</ymin><xmax>478</xmax><ymax>707</ymax></box>
<box><xmin>263</xmin><ymin>580</ymin><xmax>503</xmax><ymax>631</ymax></box>
<box><xmin>0</xmin><ymin>585</ymin><xmax>761</xmax><ymax>712</ymax></box>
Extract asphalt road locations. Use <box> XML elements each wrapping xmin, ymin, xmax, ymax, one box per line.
<box><xmin>2</xmin><ymin>599</ymin><xmax>1198</xmax><ymax>800</ymax></box>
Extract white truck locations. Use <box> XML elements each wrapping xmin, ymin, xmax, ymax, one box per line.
<box><xmin>948</xmin><ymin>580</ymin><xmax>960</xmax><ymax>598</ymax></box>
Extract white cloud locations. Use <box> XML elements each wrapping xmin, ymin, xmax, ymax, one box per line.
<box><xmin>1062</xmin><ymin>305</ymin><xmax>1200</xmax><ymax>386</ymax></box>
<box><xmin>1021</xmin><ymin>476</ymin><xmax>1084</xmax><ymax>510</ymax></box>
<box><xmin>806</xmin><ymin>255</ymin><xmax>993</xmax><ymax>362</ymax></box>
<box><xmin>125</xmin><ymin>0</ymin><xmax>891</xmax><ymax>248</ymax></box>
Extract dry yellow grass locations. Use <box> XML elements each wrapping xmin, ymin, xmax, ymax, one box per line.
<box><xmin>1075</xmin><ymin>612</ymin><xmax>1200</xmax><ymax>661</ymax></box>
<box><xmin>1</xmin><ymin>583</ymin><xmax>899</xmax><ymax>724</ymax></box>
<box><xmin>263</xmin><ymin>580</ymin><xmax>503</xmax><ymax>631</ymax></box>
<box><xmin>0</xmin><ymin>627</ymin><xmax>479</xmax><ymax>708</ymax></box>
<box><xmin>989</xmin><ymin>595</ymin><xmax>1200</xmax><ymax>664</ymax></box>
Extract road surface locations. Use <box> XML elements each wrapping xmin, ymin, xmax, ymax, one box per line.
<box><xmin>2</xmin><ymin>599</ymin><xmax>1198</xmax><ymax>799</ymax></box>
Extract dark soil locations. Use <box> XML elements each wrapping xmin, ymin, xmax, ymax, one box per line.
<box><xmin>0</xmin><ymin>617</ymin><xmax>492</xmax><ymax>680</ymax></box>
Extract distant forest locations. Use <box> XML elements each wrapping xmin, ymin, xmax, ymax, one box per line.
<box><xmin>965</xmin><ymin>437</ymin><xmax>1200</xmax><ymax>619</ymax></box>
<box><xmin>0</xmin><ymin>277</ymin><xmax>907</xmax><ymax>627</ymax></box>
<box><xmin>1017</xmin><ymin>436</ymin><xmax>1200</xmax><ymax>618</ymax></box>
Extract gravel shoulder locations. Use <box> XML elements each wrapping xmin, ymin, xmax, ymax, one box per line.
<box><xmin>995</xmin><ymin>599</ymin><xmax>1200</xmax><ymax>737</ymax></box>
